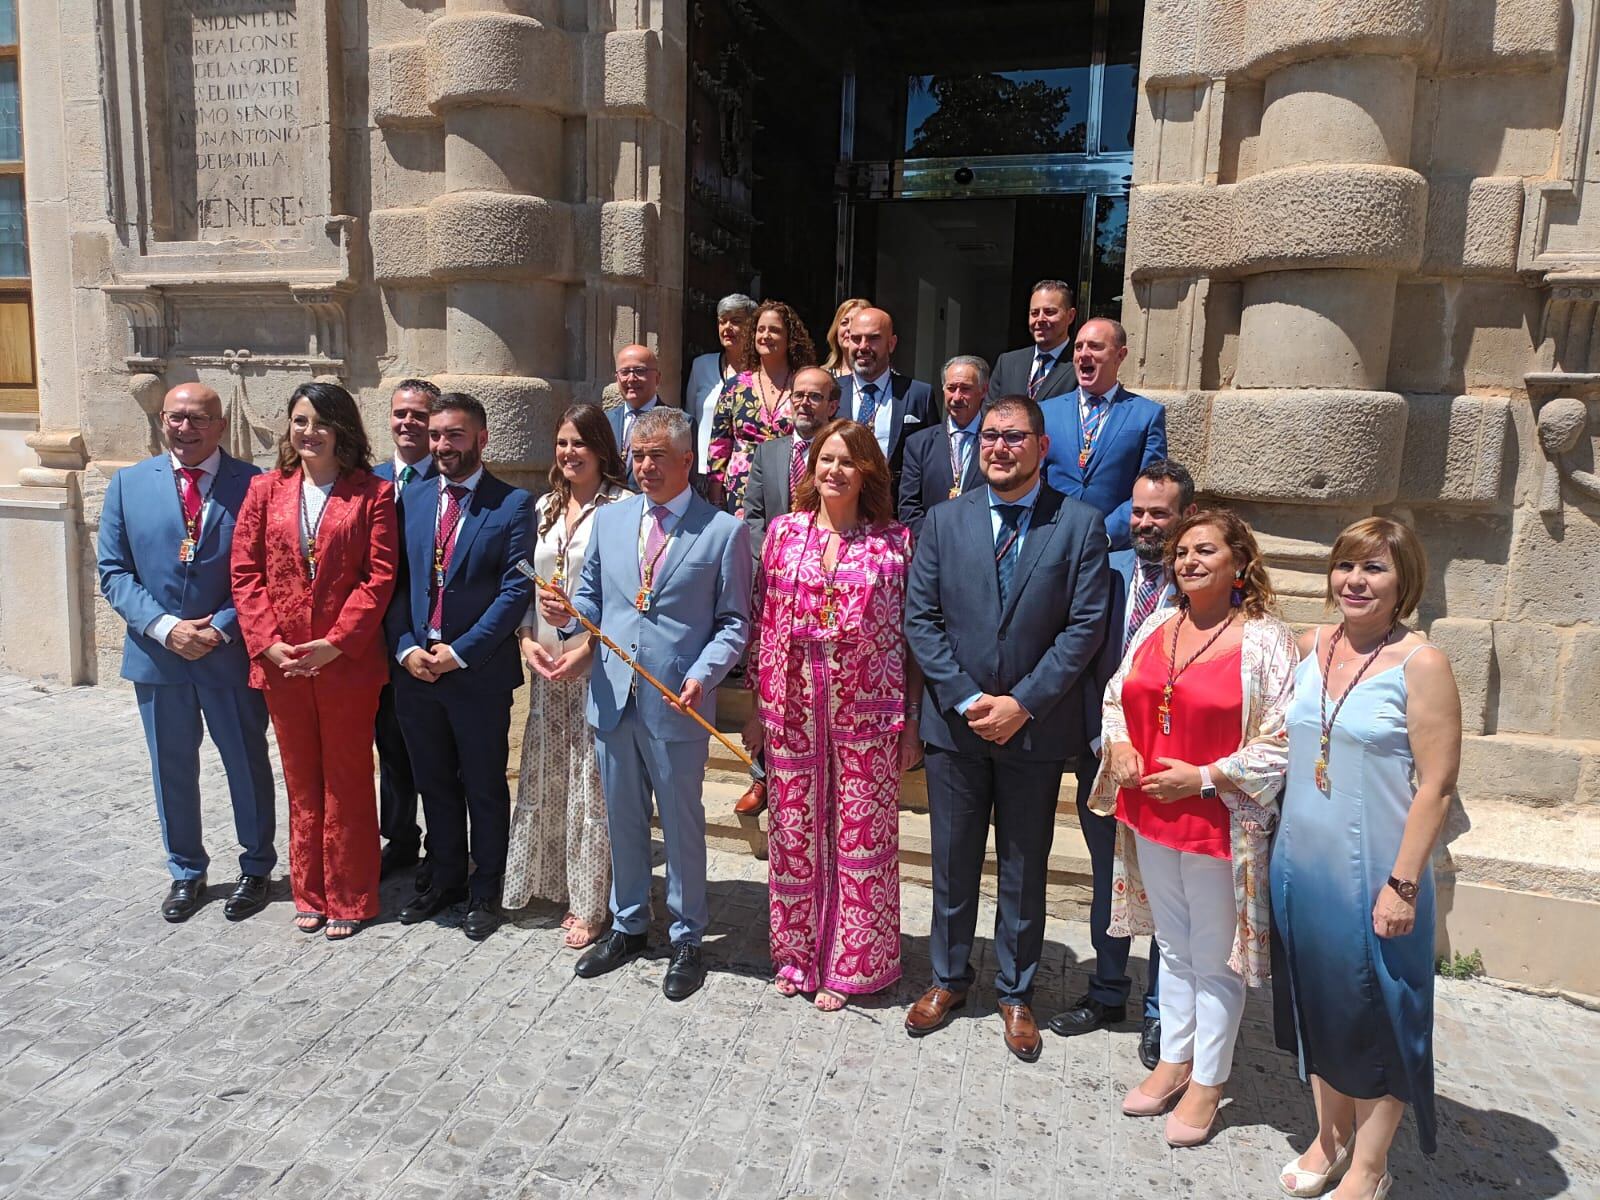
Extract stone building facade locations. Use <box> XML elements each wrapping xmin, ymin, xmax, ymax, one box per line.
<box><xmin>0</xmin><ymin>0</ymin><xmax>1594</xmax><ymax>994</ymax></box>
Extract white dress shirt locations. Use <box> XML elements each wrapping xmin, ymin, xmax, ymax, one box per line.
<box><xmin>392</xmin><ymin>452</ymin><xmax>432</xmax><ymax>494</ymax></box>
<box><xmin>398</xmin><ymin>466</ymin><xmax>484</xmax><ymax>669</ymax></box>
<box><xmin>854</xmin><ymin>368</ymin><xmax>894</xmax><ymax>456</ymax></box>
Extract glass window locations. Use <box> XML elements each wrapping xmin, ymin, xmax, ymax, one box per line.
<box><xmin>905</xmin><ymin>69</ymin><xmax>1091</xmax><ymax>157</ymax></box>
<box><xmin>1101</xmin><ymin>0</ymin><xmax>1144</xmax><ymax>153</ymax></box>
<box><xmin>0</xmin><ymin>0</ymin><xmax>14</xmax><ymax>46</ymax></box>
<box><xmin>1089</xmin><ymin>193</ymin><xmax>1128</xmax><ymax>319</ymax></box>
<box><xmin>0</xmin><ymin>60</ymin><xmax>17</xmax><ymax>162</ymax></box>
<box><xmin>0</xmin><ymin>176</ymin><xmax>27</xmax><ymax>277</ymax></box>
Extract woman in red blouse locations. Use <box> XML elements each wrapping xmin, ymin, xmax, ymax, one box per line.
<box><xmin>231</xmin><ymin>382</ymin><xmax>398</xmax><ymax>939</ymax></box>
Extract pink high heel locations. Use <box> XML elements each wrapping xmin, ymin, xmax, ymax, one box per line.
<box><xmin>1122</xmin><ymin>1074</ymin><xmax>1190</xmax><ymax>1116</ymax></box>
<box><xmin>1165</xmin><ymin>1101</ymin><xmax>1219</xmax><ymax>1147</ymax></box>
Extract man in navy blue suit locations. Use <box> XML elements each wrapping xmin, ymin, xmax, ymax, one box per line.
<box><xmin>898</xmin><ymin>354</ymin><xmax>989</xmax><ymax>539</ymax></box>
<box><xmin>371</xmin><ymin>378</ymin><xmax>440</xmax><ymax>886</ymax></box>
<box><xmin>836</xmin><ymin>307</ymin><xmax>939</xmax><ymax>492</ymax></box>
<box><xmin>97</xmin><ymin>383</ymin><xmax>277</xmax><ymax>923</ymax></box>
<box><xmin>1049</xmin><ymin>459</ymin><xmax>1196</xmax><ymax>1069</ymax></box>
<box><xmin>387</xmin><ymin>392</ymin><xmax>532</xmax><ymax>941</ymax></box>
<box><xmin>1039</xmin><ymin>317</ymin><xmax>1167</xmax><ymax>550</ymax></box>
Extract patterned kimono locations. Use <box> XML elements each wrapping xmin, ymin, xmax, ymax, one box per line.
<box><xmin>707</xmin><ymin>371</ymin><xmax>793</xmax><ymax>517</ymax></box>
<box><xmin>1088</xmin><ymin>608</ymin><xmax>1297</xmax><ymax>986</ymax></box>
<box><xmin>752</xmin><ymin>511</ymin><xmax>911</xmax><ymax>994</ymax></box>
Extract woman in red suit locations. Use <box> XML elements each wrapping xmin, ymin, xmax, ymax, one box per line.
<box><xmin>232</xmin><ymin>382</ymin><xmax>398</xmax><ymax>939</ymax></box>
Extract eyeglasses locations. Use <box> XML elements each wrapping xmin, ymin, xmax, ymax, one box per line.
<box><xmin>978</xmin><ymin>429</ymin><xmax>1036</xmax><ymax>447</ymax></box>
<box><xmin>615</xmin><ymin>366</ymin><xmax>655</xmax><ymax>379</ymax></box>
<box><xmin>161</xmin><ymin>412</ymin><xmax>218</xmax><ymax>429</ymax></box>
<box><xmin>291</xmin><ymin>417</ymin><xmax>335</xmax><ymax>434</ymax></box>
<box><xmin>791</xmin><ymin>391</ymin><xmax>831</xmax><ymax>404</ymax></box>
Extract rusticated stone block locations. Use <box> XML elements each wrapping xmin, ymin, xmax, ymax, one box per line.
<box><xmin>1442</xmin><ymin>0</ymin><xmax>1567</xmax><ymax>73</ymax></box>
<box><xmin>1238</xmin><ymin>0</ymin><xmax>1441</xmax><ymax>76</ymax></box>
<box><xmin>1388</xmin><ymin>282</ymin><xmax>1449</xmax><ymax>392</ymax></box>
<box><xmin>427</xmin><ymin>192</ymin><xmax>575</xmax><ymax>282</ymax></box>
<box><xmin>1258</xmin><ymin>55</ymin><xmax>1415</xmax><ymax>172</ymax></box>
<box><xmin>1142</xmin><ymin>390</ymin><xmax>1209</xmax><ymax>479</ymax></box>
<box><xmin>1506</xmin><ymin>508</ymin><xmax>1600</xmax><ymax>626</ymax></box>
<box><xmin>1558</xmin><ymin>629</ymin><xmax>1600</xmax><ymax>741</ymax></box>
<box><xmin>370</xmin><ymin>43</ymin><xmax>436</xmax><ymax>128</ymax></box>
<box><xmin>1395</xmin><ymin>394</ymin><xmax>1510</xmax><ymax>505</ymax></box>
<box><xmin>426</xmin><ymin>13</ymin><xmax>574</xmax><ymax>114</ymax></box>
<box><xmin>1426</xmin><ymin>617</ymin><xmax>1492</xmax><ymax>734</ymax></box>
<box><xmin>1237</xmin><ymin>269</ymin><xmax>1394</xmax><ymax>390</ymax></box>
<box><xmin>599</xmin><ymin>29</ymin><xmax>656</xmax><ymax>114</ymax></box>
<box><xmin>1491</xmin><ymin>622</ymin><xmax>1562</xmax><ymax>735</ymax></box>
<box><xmin>1425</xmin><ymin>71</ymin><xmax>1562</xmax><ymax>178</ymax></box>
<box><xmin>1141</xmin><ymin>0</ymin><xmax>1244</xmax><ymax>87</ymax></box>
<box><xmin>1459</xmin><ymin>733</ymin><xmax>1587</xmax><ymax>809</ymax></box>
<box><xmin>429</xmin><ymin>373</ymin><xmax>568</xmax><ymax>467</ymax></box>
<box><xmin>369</xmin><ymin>207</ymin><xmax>432</xmax><ymax>285</ymax></box>
<box><xmin>1203</xmin><ymin>389</ymin><xmax>1408</xmax><ymax>503</ymax></box>
<box><xmin>1423</xmin><ymin>177</ymin><xmax>1523</xmax><ymax>276</ymax></box>
<box><xmin>599</xmin><ymin>201</ymin><xmax>657</xmax><ymax>281</ymax></box>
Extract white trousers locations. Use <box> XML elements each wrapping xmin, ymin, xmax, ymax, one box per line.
<box><xmin>1135</xmin><ymin>832</ymin><xmax>1248</xmax><ymax>1086</ymax></box>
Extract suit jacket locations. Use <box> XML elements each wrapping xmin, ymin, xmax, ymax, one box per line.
<box><xmin>1084</xmin><ymin>548</ymin><xmax>1179</xmax><ymax>745</ymax></box>
<box><xmin>384</xmin><ymin>470</ymin><xmax>534</xmax><ymax>694</ymax></box>
<box><xmin>906</xmin><ymin>484</ymin><xmax>1110</xmax><ymax>760</ymax></box>
<box><xmin>97</xmin><ymin>451</ymin><xmax>259</xmax><ymax>687</ymax></box>
<box><xmin>372</xmin><ymin>457</ymin><xmax>439</xmax><ymax>510</ymax></box>
<box><xmin>608</xmin><ymin>401</ymin><xmax>699</xmax><ymax>492</ymax></box>
<box><xmin>743</xmin><ymin>433</ymin><xmax>797</xmax><ymax>561</ymax></box>
<box><xmin>571</xmin><ymin>490</ymin><xmax>752</xmax><ymax>740</ymax></box>
<box><xmin>897</xmin><ymin>421</ymin><xmax>985</xmax><ymax>540</ymax></box>
<box><xmin>1040</xmin><ymin>383</ymin><xmax>1167</xmax><ymax>550</ymax></box>
<box><xmin>989</xmin><ymin>343</ymin><xmax>1077</xmax><ymax>404</ymax></box>
<box><xmin>837</xmin><ymin>371</ymin><xmax>939</xmax><ymax>482</ymax></box>
<box><xmin>230</xmin><ymin>468</ymin><xmax>399</xmax><ymax>691</ymax></box>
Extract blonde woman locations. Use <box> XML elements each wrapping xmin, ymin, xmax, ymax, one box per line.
<box><xmin>821</xmin><ymin>296</ymin><xmax>870</xmax><ymax>376</ymax></box>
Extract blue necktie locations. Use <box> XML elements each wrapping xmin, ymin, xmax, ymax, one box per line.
<box><xmin>995</xmin><ymin>504</ymin><xmax>1025</xmax><ymax>609</ymax></box>
<box><xmin>856</xmin><ymin>381</ymin><xmax>881</xmax><ymax>425</ymax></box>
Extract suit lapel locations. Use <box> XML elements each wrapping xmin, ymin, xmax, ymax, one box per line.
<box><xmin>198</xmin><ymin>454</ymin><xmax>244</xmax><ymax>551</ymax></box>
<box><xmin>410</xmin><ymin>477</ymin><xmax>441</xmax><ymax>621</ymax></box>
<box><xmin>1000</xmin><ymin>488</ymin><xmax>1060</xmax><ymax>626</ymax></box>
<box><xmin>651</xmin><ymin>492</ymin><xmax>706</xmax><ymax>594</ymax></box>
<box><xmin>774</xmin><ymin>438</ymin><xmax>793</xmax><ymax>513</ymax></box>
<box><xmin>886</xmin><ymin>373</ymin><xmax>910</xmax><ymax>461</ymax></box>
<box><xmin>963</xmin><ymin>492</ymin><xmax>1002</xmax><ymax>615</ymax></box>
<box><xmin>446</xmin><ymin>476</ymin><xmax>493</xmax><ymax>585</ymax></box>
<box><xmin>1041</xmin><ymin>353</ymin><xmax>1076</xmax><ymax>400</ymax></box>
<box><xmin>314</xmin><ymin>471</ymin><xmax>361</xmax><ymax>563</ymax></box>
<box><xmin>1083</xmin><ymin>384</ymin><xmax>1131</xmax><ymax>485</ymax></box>
<box><xmin>148</xmin><ymin>455</ymin><xmax>188</xmax><ymax>548</ymax></box>
<box><xmin>1055</xmin><ymin>390</ymin><xmax>1086</xmax><ymax>487</ymax></box>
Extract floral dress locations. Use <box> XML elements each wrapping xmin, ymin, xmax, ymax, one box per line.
<box><xmin>752</xmin><ymin>511</ymin><xmax>912</xmax><ymax>995</ymax></box>
<box><xmin>707</xmin><ymin>370</ymin><xmax>793</xmax><ymax>517</ymax></box>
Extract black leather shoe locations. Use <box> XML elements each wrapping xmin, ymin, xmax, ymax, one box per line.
<box><xmin>398</xmin><ymin>884</ymin><xmax>466</xmax><ymax>925</ymax></box>
<box><xmin>574</xmin><ymin>929</ymin><xmax>649</xmax><ymax>979</ymax></box>
<box><xmin>1139</xmin><ymin>1016</ymin><xmax>1162</xmax><ymax>1070</ymax></box>
<box><xmin>162</xmin><ymin>875</ymin><xmax>207</xmax><ymax>923</ymax></box>
<box><xmin>1046</xmin><ymin>994</ymin><xmax>1127</xmax><ymax>1037</ymax></box>
<box><xmin>380</xmin><ymin>843</ymin><xmax>420</xmax><ymax>879</ymax></box>
<box><xmin>662</xmin><ymin>942</ymin><xmax>706</xmax><ymax>1001</ymax></box>
<box><xmin>464</xmin><ymin>897</ymin><xmax>501</xmax><ymax>941</ymax></box>
<box><xmin>223</xmin><ymin>874</ymin><xmax>269</xmax><ymax>921</ymax></box>
<box><xmin>413</xmin><ymin>858</ymin><xmax>433</xmax><ymax>895</ymax></box>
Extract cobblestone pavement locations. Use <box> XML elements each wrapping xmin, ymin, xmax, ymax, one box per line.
<box><xmin>0</xmin><ymin>674</ymin><xmax>1596</xmax><ymax>1200</ymax></box>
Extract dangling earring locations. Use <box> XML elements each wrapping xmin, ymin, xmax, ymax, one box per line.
<box><xmin>1230</xmin><ymin>573</ymin><xmax>1245</xmax><ymax>608</ymax></box>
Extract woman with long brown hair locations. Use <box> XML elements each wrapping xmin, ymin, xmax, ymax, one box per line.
<box><xmin>822</xmin><ymin>296</ymin><xmax>871</xmax><ymax>376</ymax></box>
<box><xmin>231</xmin><ymin>382</ymin><xmax>398</xmax><ymax>939</ymax></box>
<box><xmin>741</xmin><ymin>419</ymin><xmax>921</xmax><ymax>1011</ymax></box>
<box><xmin>505</xmin><ymin>403</ymin><xmax>633</xmax><ymax>947</ymax></box>
<box><xmin>1090</xmin><ymin>508</ymin><xmax>1295</xmax><ymax>1144</ymax></box>
<box><xmin>706</xmin><ymin>299</ymin><xmax>818</xmax><ymax>517</ymax></box>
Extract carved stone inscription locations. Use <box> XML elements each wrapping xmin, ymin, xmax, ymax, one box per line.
<box><xmin>167</xmin><ymin>0</ymin><xmax>304</xmax><ymax>241</ymax></box>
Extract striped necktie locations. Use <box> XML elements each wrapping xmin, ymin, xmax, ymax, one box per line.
<box><xmin>1028</xmin><ymin>353</ymin><xmax>1055</xmax><ymax>399</ymax></box>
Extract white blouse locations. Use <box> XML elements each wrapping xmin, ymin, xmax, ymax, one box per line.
<box><xmin>520</xmin><ymin>484</ymin><xmax>631</xmax><ymax>652</ymax></box>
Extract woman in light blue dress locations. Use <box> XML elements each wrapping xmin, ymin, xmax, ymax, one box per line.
<box><xmin>1271</xmin><ymin>518</ymin><xmax>1461</xmax><ymax>1200</ymax></box>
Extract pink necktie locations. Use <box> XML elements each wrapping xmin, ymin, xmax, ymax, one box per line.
<box><xmin>641</xmin><ymin>504</ymin><xmax>671</xmax><ymax>574</ymax></box>
<box><xmin>789</xmin><ymin>439</ymin><xmax>808</xmax><ymax>496</ymax></box>
<box><xmin>428</xmin><ymin>485</ymin><xmax>468</xmax><ymax>631</ymax></box>
<box><xmin>1126</xmin><ymin>564</ymin><xmax>1162</xmax><ymax>646</ymax></box>
<box><xmin>178</xmin><ymin>467</ymin><xmax>204</xmax><ymax>525</ymax></box>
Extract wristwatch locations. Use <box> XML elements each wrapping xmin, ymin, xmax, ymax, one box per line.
<box><xmin>1198</xmin><ymin>765</ymin><xmax>1218</xmax><ymax>800</ymax></box>
<box><xmin>1387</xmin><ymin>875</ymin><xmax>1419</xmax><ymax>902</ymax></box>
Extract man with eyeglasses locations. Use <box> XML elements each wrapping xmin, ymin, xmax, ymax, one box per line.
<box><xmin>731</xmin><ymin>365</ymin><xmax>841</xmax><ymax>816</ymax></box>
<box><xmin>97</xmin><ymin>383</ymin><xmax>278</xmax><ymax>924</ymax></box>
<box><xmin>905</xmin><ymin>393</ymin><xmax>1110</xmax><ymax>1062</ymax></box>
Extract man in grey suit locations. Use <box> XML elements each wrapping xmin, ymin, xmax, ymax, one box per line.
<box><xmin>904</xmin><ymin>394</ymin><xmax>1110</xmax><ymax>1061</ymax></box>
<box><xmin>538</xmin><ymin>407</ymin><xmax>752</xmax><ymax>1000</ymax></box>
<box><xmin>898</xmin><ymin>354</ymin><xmax>989</xmax><ymax>539</ymax></box>
<box><xmin>988</xmin><ymin>279</ymin><xmax>1079</xmax><ymax>404</ymax></box>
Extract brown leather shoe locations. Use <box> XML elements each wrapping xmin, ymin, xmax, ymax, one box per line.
<box><xmin>905</xmin><ymin>986</ymin><xmax>967</xmax><ymax>1037</ymax></box>
<box><xmin>999</xmin><ymin>1002</ymin><xmax>1043</xmax><ymax>1062</ymax></box>
<box><xmin>733</xmin><ymin>779</ymin><xmax>767</xmax><ymax>816</ymax></box>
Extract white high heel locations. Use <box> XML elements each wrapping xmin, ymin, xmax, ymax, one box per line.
<box><xmin>1279</xmin><ymin>1141</ymin><xmax>1351</xmax><ymax>1197</ymax></box>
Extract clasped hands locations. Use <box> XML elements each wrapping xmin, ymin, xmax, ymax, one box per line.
<box><xmin>521</xmin><ymin>633</ymin><xmax>593</xmax><ymax>684</ymax></box>
<box><xmin>167</xmin><ymin>614</ymin><xmax>224</xmax><ymax>661</ymax></box>
<box><xmin>263</xmin><ymin>638</ymin><xmax>343</xmax><ymax>677</ymax></box>
<box><xmin>402</xmin><ymin>643</ymin><xmax>461</xmax><ymax>683</ymax></box>
<box><xmin>965</xmin><ymin>693</ymin><xmax>1029</xmax><ymax>744</ymax></box>
<box><xmin>1104</xmin><ymin>743</ymin><xmax>1204</xmax><ymax>802</ymax></box>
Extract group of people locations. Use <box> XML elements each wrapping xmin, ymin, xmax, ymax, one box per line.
<box><xmin>96</xmin><ymin>278</ymin><xmax>1461</xmax><ymax>1199</ymax></box>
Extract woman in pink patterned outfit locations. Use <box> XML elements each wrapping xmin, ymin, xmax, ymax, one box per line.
<box><xmin>743</xmin><ymin>419</ymin><xmax>923</xmax><ymax>1011</ymax></box>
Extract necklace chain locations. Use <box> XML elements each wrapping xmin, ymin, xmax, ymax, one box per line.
<box><xmin>1315</xmin><ymin>623</ymin><xmax>1395</xmax><ymax>791</ymax></box>
<box><xmin>1155</xmin><ymin>609</ymin><xmax>1235</xmax><ymax>736</ymax></box>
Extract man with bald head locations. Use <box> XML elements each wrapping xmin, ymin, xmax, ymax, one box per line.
<box><xmin>98</xmin><ymin>382</ymin><xmax>277</xmax><ymax>923</ymax></box>
<box><xmin>837</xmin><ymin>307</ymin><xmax>939</xmax><ymax>492</ymax></box>
<box><xmin>1038</xmin><ymin>317</ymin><xmax>1167</xmax><ymax>550</ymax></box>
<box><xmin>608</xmin><ymin>343</ymin><xmax>700</xmax><ymax>493</ymax></box>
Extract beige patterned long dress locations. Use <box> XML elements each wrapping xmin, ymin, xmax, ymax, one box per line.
<box><xmin>503</xmin><ymin>484</ymin><xmax>630</xmax><ymax>922</ymax></box>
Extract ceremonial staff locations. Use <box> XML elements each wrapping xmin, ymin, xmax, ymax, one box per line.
<box><xmin>514</xmin><ymin>559</ymin><xmax>765</xmax><ymax>782</ymax></box>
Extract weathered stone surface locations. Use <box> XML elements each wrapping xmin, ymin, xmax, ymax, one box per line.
<box><xmin>1460</xmin><ymin>732</ymin><xmax>1590</xmax><ymax>808</ymax></box>
<box><xmin>427</xmin><ymin>193</ymin><xmax>576</xmax><ymax>282</ymax></box>
<box><xmin>1395</xmin><ymin>393</ymin><xmax>1511</xmax><ymax>506</ymax></box>
<box><xmin>426</xmin><ymin>13</ymin><xmax>574</xmax><ymax>114</ymax></box>
<box><xmin>1258</xmin><ymin>55</ymin><xmax>1416</xmax><ymax>171</ymax></box>
<box><xmin>370</xmin><ymin>42</ymin><xmax>436</xmax><ymax>129</ymax></box>
<box><xmin>369</xmin><ymin>207</ymin><xmax>431</xmax><ymax>285</ymax></box>
<box><xmin>1505</xmin><ymin>506</ymin><xmax>1600</xmax><ymax>626</ymax></box>
<box><xmin>1491</xmin><ymin>622</ymin><xmax>1563</xmax><ymax>736</ymax></box>
<box><xmin>1422</xmin><ymin>177</ymin><xmax>1525</xmax><ymax>276</ymax></box>
<box><xmin>1441</xmin><ymin>0</ymin><xmax>1568</xmax><ymax>72</ymax></box>
<box><xmin>600</xmin><ymin>201</ymin><xmax>658</xmax><ymax>281</ymax></box>
<box><xmin>1427</xmin><ymin>617</ymin><xmax>1493</xmax><ymax>735</ymax></box>
<box><xmin>1237</xmin><ymin>269</ymin><xmax>1395</xmax><ymax>390</ymax></box>
<box><xmin>1203</xmin><ymin>389</ymin><xmax>1408</xmax><ymax>503</ymax></box>
<box><xmin>1558</xmin><ymin>627</ymin><xmax>1600</xmax><ymax>741</ymax></box>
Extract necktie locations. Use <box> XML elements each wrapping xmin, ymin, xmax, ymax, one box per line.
<box><xmin>1028</xmin><ymin>353</ymin><xmax>1055</xmax><ymax>399</ymax></box>
<box><xmin>641</xmin><ymin>504</ymin><xmax>671</xmax><ymax>575</ymax></box>
<box><xmin>1079</xmin><ymin>393</ymin><xmax>1108</xmax><ymax>466</ymax></box>
<box><xmin>428</xmin><ymin>484</ymin><xmax>469</xmax><ymax>632</ymax></box>
<box><xmin>397</xmin><ymin>463</ymin><xmax>415</xmax><ymax>493</ymax></box>
<box><xmin>995</xmin><ymin>504</ymin><xmax>1025</xmax><ymax>609</ymax></box>
<box><xmin>1126</xmin><ymin>563</ymin><xmax>1163</xmax><ymax>647</ymax></box>
<box><xmin>856</xmin><ymin>381</ymin><xmax>881</xmax><ymax>425</ymax></box>
<box><xmin>789</xmin><ymin>439</ymin><xmax>808</xmax><ymax>496</ymax></box>
<box><xmin>956</xmin><ymin>430</ymin><xmax>971</xmax><ymax>479</ymax></box>
<box><xmin>178</xmin><ymin>467</ymin><xmax>204</xmax><ymax>525</ymax></box>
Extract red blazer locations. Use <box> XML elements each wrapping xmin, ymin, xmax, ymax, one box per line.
<box><xmin>231</xmin><ymin>467</ymin><xmax>399</xmax><ymax>690</ymax></box>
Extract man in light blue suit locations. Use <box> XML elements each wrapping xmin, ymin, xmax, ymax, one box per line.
<box><xmin>97</xmin><ymin>383</ymin><xmax>277</xmax><ymax>923</ymax></box>
<box><xmin>1050</xmin><ymin>459</ymin><xmax>1196</xmax><ymax>1068</ymax></box>
<box><xmin>538</xmin><ymin>406</ymin><xmax>751</xmax><ymax>1001</ymax></box>
<box><xmin>1039</xmin><ymin>317</ymin><xmax>1167</xmax><ymax>550</ymax></box>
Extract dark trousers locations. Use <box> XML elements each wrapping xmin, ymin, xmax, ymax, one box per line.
<box><xmin>1075</xmin><ymin>758</ymin><xmax>1161</xmax><ymax>1017</ymax></box>
<box><xmin>392</xmin><ymin>673</ymin><xmax>514</xmax><ymax>902</ymax></box>
<box><xmin>925</xmin><ymin>745</ymin><xmax>1064</xmax><ymax>1005</ymax></box>
<box><xmin>374</xmin><ymin>681</ymin><xmax>421</xmax><ymax>854</ymax></box>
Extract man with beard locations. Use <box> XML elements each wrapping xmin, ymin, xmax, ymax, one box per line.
<box><xmin>836</xmin><ymin>307</ymin><xmax>939</xmax><ymax>493</ymax></box>
<box><xmin>733</xmin><ymin>366</ymin><xmax>841</xmax><ymax>816</ymax></box>
<box><xmin>1049</xmin><ymin>459</ymin><xmax>1196</xmax><ymax>1068</ymax></box>
<box><xmin>387</xmin><ymin>392</ymin><xmax>532</xmax><ymax>941</ymax></box>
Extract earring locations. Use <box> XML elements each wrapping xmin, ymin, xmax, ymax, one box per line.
<box><xmin>1230</xmin><ymin>573</ymin><xmax>1245</xmax><ymax>608</ymax></box>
